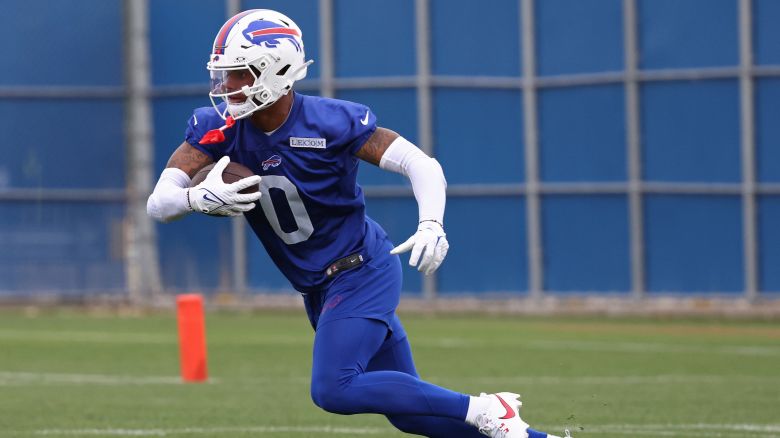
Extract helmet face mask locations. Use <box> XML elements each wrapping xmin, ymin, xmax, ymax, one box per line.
<box><xmin>207</xmin><ymin>10</ymin><xmax>313</xmax><ymax>120</ymax></box>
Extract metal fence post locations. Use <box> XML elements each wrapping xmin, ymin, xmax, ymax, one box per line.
<box><xmin>521</xmin><ymin>0</ymin><xmax>544</xmax><ymax>299</ymax></box>
<box><xmin>124</xmin><ymin>0</ymin><xmax>162</xmax><ymax>303</ymax></box>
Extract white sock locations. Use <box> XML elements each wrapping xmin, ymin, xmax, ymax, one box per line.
<box><xmin>465</xmin><ymin>395</ymin><xmax>493</xmax><ymax>426</ymax></box>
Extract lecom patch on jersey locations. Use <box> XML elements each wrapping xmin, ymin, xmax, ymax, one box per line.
<box><xmin>290</xmin><ymin>137</ymin><xmax>326</xmax><ymax>149</ymax></box>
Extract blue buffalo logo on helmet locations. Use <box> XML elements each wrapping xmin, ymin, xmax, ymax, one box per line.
<box><xmin>242</xmin><ymin>20</ymin><xmax>302</xmax><ymax>52</ymax></box>
<box><xmin>262</xmin><ymin>155</ymin><xmax>282</xmax><ymax>171</ymax></box>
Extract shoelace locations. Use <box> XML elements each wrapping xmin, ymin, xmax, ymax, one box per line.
<box><xmin>475</xmin><ymin>414</ymin><xmax>508</xmax><ymax>438</ymax></box>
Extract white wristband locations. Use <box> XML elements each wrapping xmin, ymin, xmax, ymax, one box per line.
<box><xmin>146</xmin><ymin>168</ymin><xmax>193</xmax><ymax>223</ymax></box>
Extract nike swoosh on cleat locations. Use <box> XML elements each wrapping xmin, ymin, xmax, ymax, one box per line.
<box><xmin>495</xmin><ymin>394</ymin><xmax>516</xmax><ymax>420</ymax></box>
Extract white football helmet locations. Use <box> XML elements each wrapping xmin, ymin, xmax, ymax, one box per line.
<box><xmin>207</xmin><ymin>9</ymin><xmax>313</xmax><ymax>120</ymax></box>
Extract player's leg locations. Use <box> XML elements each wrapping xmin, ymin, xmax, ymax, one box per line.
<box><xmin>310</xmin><ymin>316</ymin><xmax>469</xmax><ymax>419</ymax></box>
<box><xmin>310</xmin><ymin>241</ymin><xmax>469</xmax><ymax>418</ymax></box>
<box><xmin>309</xmin><ymin>240</ymin><xmax>568</xmax><ymax>437</ymax></box>
<box><xmin>365</xmin><ymin>314</ymin><xmax>486</xmax><ymax>438</ymax></box>
<box><xmin>366</xmin><ymin>316</ymin><xmax>567</xmax><ymax>438</ymax></box>
<box><xmin>310</xmin><ymin>315</ymin><xmax>566</xmax><ymax>438</ymax></box>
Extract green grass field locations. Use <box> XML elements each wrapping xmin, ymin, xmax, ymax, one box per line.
<box><xmin>0</xmin><ymin>308</ymin><xmax>778</xmax><ymax>437</ymax></box>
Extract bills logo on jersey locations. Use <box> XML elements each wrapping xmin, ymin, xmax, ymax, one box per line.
<box><xmin>262</xmin><ymin>154</ymin><xmax>282</xmax><ymax>171</ymax></box>
<box><xmin>242</xmin><ymin>20</ymin><xmax>302</xmax><ymax>52</ymax></box>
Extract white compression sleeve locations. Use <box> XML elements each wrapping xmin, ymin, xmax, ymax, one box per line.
<box><xmin>146</xmin><ymin>168</ymin><xmax>193</xmax><ymax>223</ymax></box>
<box><xmin>379</xmin><ymin>136</ymin><xmax>446</xmax><ymax>224</ymax></box>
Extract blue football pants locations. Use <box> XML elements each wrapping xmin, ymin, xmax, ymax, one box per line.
<box><xmin>310</xmin><ymin>316</ymin><xmax>486</xmax><ymax>437</ymax></box>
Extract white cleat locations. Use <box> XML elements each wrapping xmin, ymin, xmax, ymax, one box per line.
<box><xmin>474</xmin><ymin>392</ymin><xmax>530</xmax><ymax>438</ymax></box>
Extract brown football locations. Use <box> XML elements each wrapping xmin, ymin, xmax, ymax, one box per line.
<box><xmin>190</xmin><ymin>161</ymin><xmax>259</xmax><ymax>194</ymax></box>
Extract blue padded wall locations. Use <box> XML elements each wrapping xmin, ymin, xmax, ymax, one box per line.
<box><xmin>430</xmin><ymin>0</ymin><xmax>521</xmax><ymax>76</ymax></box>
<box><xmin>333</xmin><ymin>0</ymin><xmax>415</xmax><ymax>77</ymax></box>
<box><xmin>754</xmin><ymin>0</ymin><xmax>780</xmax><ymax>66</ymax></box>
<box><xmin>758</xmin><ymin>196</ymin><xmax>780</xmax><ymax>293</ymax></box>
<box><xmin>537</xmin><ymin>0</ymin><xmax>624</xmax><ymax>75</ymax></box>
<box><xmin>438</xmin><ymin>197</ymin><xmax>527</xmax><ymax>294</ymax></box>
<box><xmin>641</xmin><ymin>80</ymin><xmax>740</xmax><ymax>183</ymax></box>
<box><xmin>542</xmin><ymin>195</ymin><xmax>630</xmax><ymax>293</ymax></box>
<box><xmin>0</xmin><ymin>202</ymin><xmax>126</xmax><ymax>295</ymax></box>
<box><xmin>0</xmin><ymin>1</ymin><xmax>126</xmax><ymax>294</ymax></box>
<box><xmin>0</xmin><ymin>100</ymin><xmax>125</xmax><ymax>189</ymax></box>
<box><xmin>638</xmin><ymin>0</ymin><xmax>738</xmax><ymax>69</ymax></box>
<box><xmin>539</xmin><ymin>85</ymin><xmax>626</xmax><ymax>182</ymax></box>
<box><xmin>433</xmin><ymin>89</ymin><xmax>524</xmax><ymax>184</ymax></box>
<box><xmin>755</xmin><ymin>79</ymin><xmax>780</xmax><ymax>182</ymax></box>
<box><xmin>5</xmin><ymin>0</ymin><xmax>779</xmax><ymax>297</ymax></box>
<box><xmin>150</xmin><ymin>0</ymin><xmax>226</xmax><ymax>86</ymax></box>
<box><xmin>644</xmin><ymin>196</ymin><xmax>743</xmax><ymax>294</ymax></box>
<box><xmin>0</xmin><ymin>0</ymin><xmax>123</xmax><ymax>86</ymax></box>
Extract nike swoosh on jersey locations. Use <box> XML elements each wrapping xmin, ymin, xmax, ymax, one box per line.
<box><xmin>360</xmin><ymin>110</ymin><xmax>369</xmax><ymax>126</ymax></box>
<box><xmin>495</xmin><ymin>394</ymin><xmax>516</xmax><ymax>420</ymax></box>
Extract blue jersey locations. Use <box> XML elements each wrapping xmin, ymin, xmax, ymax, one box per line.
<box><xmin>185</xmin><ymin>93</ymin><xmax>388</xmax><ymax>293</ymax></box>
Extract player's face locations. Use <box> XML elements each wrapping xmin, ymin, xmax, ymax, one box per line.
<box><xmin>211</xmin><ymin>69</ymin><xmax>255</xmax><ymax>103</ymax></box>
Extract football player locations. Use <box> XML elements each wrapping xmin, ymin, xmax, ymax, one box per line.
<box><xmin>147</xmin><ymin>9</ymin><xmax>569</xmax><ymax>438</ymax></box>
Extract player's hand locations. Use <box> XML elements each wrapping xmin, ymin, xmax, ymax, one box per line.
<box><xmin>390</xmin><ymin>221</ymin><xmax>449</xmax><ymax>275</ymax></box>
<box><xmin>188</xmin><ymin>156</ymin><xmax>262</xmax><ymax>216</ymax></box>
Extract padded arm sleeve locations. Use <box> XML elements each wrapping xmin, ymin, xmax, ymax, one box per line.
<box><xmin>146</xmin><ymin>168</ymin><xmax>193</xmax><ymax>223</ymax></box>
<box><xmin>379</xmin><ymin>136</ymin><xmax>446</xmax><ymax>224</ymax></box>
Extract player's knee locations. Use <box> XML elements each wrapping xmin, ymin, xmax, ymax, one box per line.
<box><xmin>310</xmin><ymin>377</ymin><xmax>351</xmax><ymax>414</ymax></box>
<box><xmin>386</xmin><ymin>415</ymin><xmax>420</xmax><ymax>434</ymax></box>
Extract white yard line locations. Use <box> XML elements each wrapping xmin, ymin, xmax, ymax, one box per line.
<box><xmin>22</xmin><ymin>423</ymin><xmax>780</xmax><ymax>437</ymax></box>
<box><xmin>458</xmin><ymin>374</ymin><xmax>780</xmax><ymax>385</ymax></box>
<box><xmin>3</xmin><ymin>329</ymin><xmax>779</xmax><ymax>356</ymax></box>
<box><xmin>0</xmin><ymin>330</ymin><xmax>173</xmax><ymax>344</ymax></box>
<box><xmin>569</xmin><ymin>423</ymin><xmax>780</xmax><ymax>437</ymax></box>
<box><xmin>2</xmin><ymin>370</ymin><xmax>776</xmax><ymax>387</ymax></box>
<box><xmin>412</xmin><ymin>337</ymin><xmax>780</xmax><ymax>356</ymax></box>
<box><xmin>390</xmin><ymin>336</ymin><xmax>780</xmax><ymax>359</ymax></box>
<box><xmin>623</xmin><ymin>423</ymin><xmax>780</xmax><ymax>432</ymax></box>
<box><xmin>0</xmin><ymin>371</ymin><xmax>207</xmax><ymax>386</ymax></box>
<box><xmin>525</xmin><ymin>340</ymin><xmax>780</xmax><ymax>356</ymax></box>
<box><xmin>441</xmin><ymin>374</ymin><xmax>780</xmax><ymax>385</ymax></box>
<box><xmin>29</xmin><ymin>426</ymin><xmax>388</xmax><ymax>436</ymax></box>
<box><xmin>0</xmin><ymin>329</ymin><xmax>312</xmax><ymax>346</ymax></box>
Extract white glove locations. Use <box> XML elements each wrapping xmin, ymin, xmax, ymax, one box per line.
<box><xmin>188</xmin><ymin>156</ymin><xmax>262</xmax><ymax>217</ymax></box>
<box><xmin>390</xmin><ymin>221</ymin><xmax>449</xmax><ymax>275</ymax></box>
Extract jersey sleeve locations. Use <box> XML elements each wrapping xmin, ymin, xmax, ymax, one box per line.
<box><xmin>183</xmin><ymin>106</ymin><xmax>232</xmax><ymax>160</ymax></box>
<box><xmin>324</xmin><ymin>100</ymin><xmax>377</xmax><ymax>156</ymax></box>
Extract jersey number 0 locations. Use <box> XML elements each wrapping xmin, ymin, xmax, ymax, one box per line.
<box><xmin>257</xmin><ymin>175</ymin><xmax>314</xmax><ymax>245</ymax></box>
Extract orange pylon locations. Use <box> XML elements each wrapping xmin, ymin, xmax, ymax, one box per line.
<box><xmin>176</xmin><ymin>294</ymin><xmax>208</xmax><ymax>382</ymax></box>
